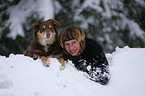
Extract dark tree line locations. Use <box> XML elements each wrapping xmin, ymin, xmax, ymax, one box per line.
<box><xmin>0</xmin><ymin>0</ymin><xmax>145</xmax><ymax>56</ymax></box>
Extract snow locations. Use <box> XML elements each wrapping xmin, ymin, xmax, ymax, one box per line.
<box><xmin>7</xmin><ymin>0</ymin><xmax>54</xmax><ymax>39</ymax></box>
<box><xmin>5</xmin><ymin>0</ymin><xmax>145</xmax><ymax>49</ymax></box>
<box><xmin>73</xmin><ymin>0</ymin><xmax>145</xmax><ymax>42</ymax></box>
<box><xmin>135</xmin><ymin>0</ymin><xmax>145</xmax><ymax>6</ymax></box>
<box><xmin>0</xmin><ymin>46</ymin><xmax>145</xmax><ymax>96</ymax></box>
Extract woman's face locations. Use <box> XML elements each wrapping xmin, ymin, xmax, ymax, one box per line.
<box><xmin>64</xmin><ymin>39</ymin><xmax>80</xmax><ymax>56</ymax></box>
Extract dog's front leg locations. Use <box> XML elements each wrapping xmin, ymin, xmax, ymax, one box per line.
<box><xmin>40</xmin><ymin>56</ymin><xmax>50</xmax><ymax>67</ymax></box>
<box><xmin>59</xmin><ymin>57</ymin><xmax>65</xmax><ymax>70</ymax></box>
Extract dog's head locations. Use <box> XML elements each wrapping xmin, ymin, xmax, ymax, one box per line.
<box><xmin>32</xmin><ymin>19</ymin><xmax>62</xmax><ymax>46</ymax></box>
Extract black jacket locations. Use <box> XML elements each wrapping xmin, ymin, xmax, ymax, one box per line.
<box><xmin>65</xmin><ymin>38</ymin><xmax>110</xmax><ymax>85</ymax></box>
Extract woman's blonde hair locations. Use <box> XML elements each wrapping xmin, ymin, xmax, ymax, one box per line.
<box><xmin>59</xmin><ymin>26</ymin><xmax>85</xmax><ymax>54</ymax></box>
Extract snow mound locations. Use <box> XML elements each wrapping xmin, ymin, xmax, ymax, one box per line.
<box><xmin>0</xmin><ymin>46</ymin><xmax>145</xmax><ymax>96</ymax></box>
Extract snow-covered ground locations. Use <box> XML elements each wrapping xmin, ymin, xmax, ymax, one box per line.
<box><xmin>0</xmin><ymin>46</ymin><xmax>145</xmax><ymax>96</ymax></box>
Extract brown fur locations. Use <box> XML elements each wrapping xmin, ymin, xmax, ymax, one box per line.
<box><xmin>24</xmin><ymin>19</ymin><xmax>65</xmax><ymax>70</ymax></box>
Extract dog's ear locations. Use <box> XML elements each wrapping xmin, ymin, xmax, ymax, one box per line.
<box><xmin>31</xmin><ymin>20</ymin><xmax>42</xmax><ymax>38</ymax></box>
<box><xmin>47</xmin><ymin>19</ymin><xmax>62</xmax><ymax>27</ymax></box>
<box><xmin>31</xmin><ymin>20</ymin><xmax>42</xmax><ymax>29</ymax></box>
<box><xmin>53</xmin><ymin>20</ymin><xmax>62</xmax><ymax>27</ymax></box>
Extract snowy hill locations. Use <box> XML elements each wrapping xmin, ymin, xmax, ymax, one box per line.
<box><xmin>0</xmin><ymin>46</ymin><xmax>145</xmax><ymax>96</ymax></box>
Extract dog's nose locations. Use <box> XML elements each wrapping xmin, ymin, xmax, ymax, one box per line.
<box><xmin>46</xmin><ymin>33</ymin><xmax>51</xmax><ymax>38</ymax></box>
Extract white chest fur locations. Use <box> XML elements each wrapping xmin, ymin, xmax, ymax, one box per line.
<box><xmin>44</xmin><ymin>45</ymin><xmax>49</xmax><ymax>52</ymax></box>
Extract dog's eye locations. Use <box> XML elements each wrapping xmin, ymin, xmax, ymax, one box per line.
<box><xmin>49</xmin><ymin>27</ymin><xmax>54</xmax><ymax>32</ymax></box>
<box><xmin>40</xmin><ymin>28</ymin><xmax>45</xmax><ymax>32</ymax></box>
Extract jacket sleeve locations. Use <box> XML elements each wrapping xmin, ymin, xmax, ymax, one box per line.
<box><xmin>86</xmin><ymin>50</ymin><xmax>110</xmax><ymax>85</ymax></box>
<box><xmin>84</xmin><ymin>39</ymin><xmax>110</xmax><ymax>85</ymax></box>
<box><xmin>69</xmin><ymin>51</ymin><xmax>110</xmax><ymax>85</ymax></box>
<box><xmin>81</xmin><ymin>47</ymin><xmax>110</xmax><ymax>84</ymax></box>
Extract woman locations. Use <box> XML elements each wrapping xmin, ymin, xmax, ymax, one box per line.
<box><xmin>59</xmin><ymin>26</ymin><xmax>110</xmax><ymax>85</ymax></box>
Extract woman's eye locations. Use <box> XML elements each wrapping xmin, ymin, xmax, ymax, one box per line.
<box><xmin>65</xmin><ymin>43</ymin><xmax>70</xmax><ymax>47</ymax></box>
<box><xmin>65</xmin><ymin>43</ymin><xmax>69</xmax><ymax>46</ymax></box>
<box><xmin>72</xmin><ymin>41</ymin><xmax>76</xmax><ymax>44</ymax></box>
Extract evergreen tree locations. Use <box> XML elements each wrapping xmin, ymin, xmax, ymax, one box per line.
<box><xmin>0</xmin><ymin>0</ymin><xmax>145</xmax><ymax>56</ymax></box>
<box><xmin>0</xmin><ymin>0</ymin><xmax>39</xmax><ymax>56</ymax></box>
<box><xmin>54</xmin><ymin>0</ymin><xmax>145</xmax><ymax>52</ymax></box>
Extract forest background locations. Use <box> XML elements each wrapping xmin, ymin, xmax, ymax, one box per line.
<box><xmin>0</xmin><ymin>0</ymin><xmax>145</xmax><ymax>56</ymax></box>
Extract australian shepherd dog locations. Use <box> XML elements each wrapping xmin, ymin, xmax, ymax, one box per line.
<box><xmin>24</xmin><ymin>19</ymin><xmax>65</xmax><ymax>70</ymax></box>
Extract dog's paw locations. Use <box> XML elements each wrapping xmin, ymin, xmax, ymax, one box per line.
<box><xmin>44</xmin><ymin>60</ymin><xmax>50</xmax><ymax>67</ymax></box>
<box><xmin>60</xmin><ymin>65</ymin><xmax>65</xmax><ymax>70</ymax></box>
<box><xmin>41</xmin><ymin>56</ymin><xmax>50</xmax><ymax>67</ymax></box>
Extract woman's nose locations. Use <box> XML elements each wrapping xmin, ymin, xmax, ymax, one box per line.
<box><xmin>69</xmin><ymin>44</ymin><xmax>74</xmax><ymax>50</ymax></box>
